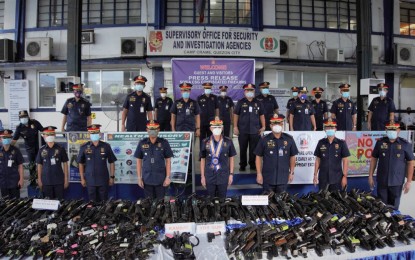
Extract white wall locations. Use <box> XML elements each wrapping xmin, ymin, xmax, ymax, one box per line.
<box><xmin>4</xmin><ymin>0</ymin><xmax>16</xmax><ymax>30</ymax></box>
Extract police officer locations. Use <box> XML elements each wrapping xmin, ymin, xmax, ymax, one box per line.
<box><xmin>234</xmin><ymin>84</ymin><xmax>265</xmax><ymax>171</ymax></box>
<box><xmin>255</xmin><ymin>115</ymin><xmax>298</xmax><ymax>194</ymax></box>
<box><xmin>256</xmin><ymin>82</ymin><xmax>279</xmax><ymax>131</ymax></box>
<box><xmin>0</xmin><ymin>130</ymin><xmax>24</xmax><ymax>199</ymax></box>
<box><xmin>170</xmin><ymin>83</ymin><xmax>201</xmax><ymax>135</ymax></box>
<box><xmin>61</xmin><ymin>83</ymin><xmax>92</xmax><ymax>132</ymax></box>
<box><xmin>286</xmin><ymin>86</ymin><xmax>300</xmax><ymax>119</ymax></box>
<box><xmin>368</xmin><ymin>120</ymin><xmax>414</xmax><ymax>209</ymax></box>
<box><xmin>12</xmin><ymin>110</ymin><xmax>45</xmax><ymax>183</ymax></box>
<box><xmin>311</xmin><ymin>87</ymin><xmax>328</xmax><ymax>131</ymax></box>
<box><xmin>313</xmin><ymin>119</ymin><xmax>350</xmax><ymax>191</ymax></box>
<box><xmin>135</xmin><ymin>120</ymin><xmax>173</xmax><ymax>199</ymax></box>
<box><xmin>217</xmin><ymin>86</ymin><xmax>234</xmax><ymax>137</ymax></box>
<box><xmin>200</xmin><ymin>117</ymin><xmax>237</xmax><ymax>198</ymax></box>
<box><xmin>154</xmin><ymin>87</ymin><xmax>173</xmax><ymax>131</ymax></box>
<box><xmin>77</xmin><ymin>124</ymin><xmax>117</xmax><ymax>202</ymax></box>
<box><xmin>122</xmin><ymin>75</ymin><xmax>154</xmax><ymax>132</ymax></box>
<box><xmin>197</xmin><ymin>82</ymin><xmax>219</xmax><ymax>143</ymax></box>
<box><xmin>289</xmin><ymin>87</ymin><xmax>316</xmax><ymax>131</ymax></box>
<box><xmin>368</xmin><ymin>83</ymin><xmax>396</xmax><ymax>131</ymax></box>
<box><xmin>330</xmin><ymin>84</ymin><xmax>357</xmax><ymax>131</ymax></box>
<box><xmin>36</xmin><ymin>126</ymin><xmax>69</xmax><ymax>199</ymax></box>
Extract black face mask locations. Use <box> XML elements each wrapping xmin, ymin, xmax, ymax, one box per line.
<box><xmin>315</xmin><ymin>93</ymin><xmax>322</xmax><ymax>99</ymax></box>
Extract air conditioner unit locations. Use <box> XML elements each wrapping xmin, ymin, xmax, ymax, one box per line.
<box><xmin>372</xmin><ymin>45</ymin><xmax>380</xmax><ymax>64</ymax></box>
<box><xmin>324</xmin><ymin>48</ymin><xmax>345</xmax><ymax>62</ymax></box>
<box><xmin>121</xmin><ymin>37</ymin><xmax>145</xmax><ymax>57</ymax></box>
<box><xmin>395</xmin><ymin>43</ymin><xmax>415</xmax><ymax>66</ymax></box>
<box><xmin>0</xmin><ymin>39</ymin><xmax>16</xmax><ymax>62</ymax></box>
<box><xmin>25</xmin><ymin>37</ymin><xmax>53</xmax><ymax>61</ymax></box>
<box><xmin>280</xmin><ymin>36</ymin><xmax>298</xmax><ymax>59</ymax></box>
<box><xmin>81</xmin><ymin>31</ymin><xmax>94</xmax><ymax>44</ymax></box>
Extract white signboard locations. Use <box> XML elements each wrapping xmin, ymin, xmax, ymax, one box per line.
<box><xmin>32</xmin><ymin>199</ymin><xmax>60</xmax><ymax>211</ymax></box>
<box><xmin>241</xmin><ymin>195</ymin><xmax>269</xmax><ymax>205</ymax></box>
<box><xmin>147</xmin><ymin>29</ymin><xmax>280</xmax><ymax>58</ymax></box>
<box><xmin>165</xmin><ymin>222</ymin><xmax>196</xmax><ymax>235</ymax></box>
<box><xmin>6</xmin><ymin>80</ymin><xmax>30</xmax><ymax>130</ymax></box>
<box><xmin>195</xmin><ymin>221</ymin><xmax>226</xmax><ymax>235</ymax></box>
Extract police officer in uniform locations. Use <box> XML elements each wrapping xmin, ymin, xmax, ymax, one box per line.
<box><xmin>197</xmin><ymin>82</ymin><xmax>219</xmax><ymax>143</ymax></box>
<box><xmin>122</xmin><ymin>75</ymin><xmax>154</xmax><ymax>132</ymax></box>
<box><xmin>368</xmin><ymin>83</ymin><xmax>396</xmax><ymax>131</ymax></box>
<box><xmin>330</xmin><ymin>84</ymin><xmax>357</xmax><ymax>131</ymax></box>
<box><xmin>313</xmin><ymin>119</ymin><xmax>350</xmax><ymax>191</ymax></box>
<box><xmin>286</xmin><ymin>86</ymin><xmax>300</xmax><ymax>119</ymax></box>
<box><xmin>170</xmin><ymin>83</ymin><xmax>201</xmax><ymax>135</ymax></box>
<box><xmin>77</xmin><ymin>124</ymin><xmax>117</xmax><ymax>202</ymax></box>
<box><xmin>311</xmin><ymin>87</ymin><xmax>328</xmax><ymax>131</ymax></box>
<box><xmin>289</xmin><ymin>87</ymin><xmax>316</xmax><ymax>131</ymax></box>
<box><xmin>200</xmin><ymin>117</ymin><xmax>237</xmax><ymax>198</ymax></box>
<box><xmin>135</xmin><ymin>120</ymin><xmax>173</xmax><ymax>199</ymax></box>
<box><xmin>0</xmin><ymin>130</ymin><xmax>24</xmax><ymax>199</ymax></box>
<box><xmin>234</xmin><ymin>84</ymin><xmax>265</xmax><ymax>171</ymax></box>
<box><xmin>154</xmin><ymin>87</ymin><xmax>173</xmax><ymax>131</ymax></box>
<box><xmin>217</xmin><ymin>86</ymin><xmax>234</xmax><ymax>137</ymax></box>
<box><xmin>368</xmin><ymin>120</ymin><xmax>414</xmax><ymax>209</ymax></box>
<box><xmin>12</xmin><ymin>110</ymin><xmax>44</xmax><ymax>161</ymax></box>
<box><xmin>255</xmin><ymin>115</ymin><xmax>298</xmax><ymax>194</ymax></box>
<box><xmin>36</xmin><ymin>126</ymin><xmax>69</xmax><ymax>199</ymax></box>
<box><xmin>256</xmin><ymin>82</ymin><xmax>279</xmax><ymax>131</ymax></box>
<box><xmin>61</xmin><ymin>84</ymin><xmax>92</xmax><ymax>132</ymax></box>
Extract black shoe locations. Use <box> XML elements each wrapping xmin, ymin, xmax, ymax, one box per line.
<box><xmin>239</xmin><ymin>166</ymin><xmax>246</xmax><ymax>171</ymax></box>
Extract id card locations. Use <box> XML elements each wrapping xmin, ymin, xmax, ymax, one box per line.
<box><xmin>279</xmin><ymin>149</ymin><xmax>283</xmax><ymax>156</ymax></box>
<box><xmin>8</xmin><ymin>160</ymin><xmax>12</xmax><ymax>167</ymax></box>
<box><xmin>249</xmin><ymin>106</ymin><xmax>253</xmax><ymax>113</ymax></box>
<box><xmin>165</xmin><ymin>105</ymin><xmax>169</xmax><ymax>110</ymax></box>
<box><xmin>305</xmin><ymin>109</ymin><xmax>309</xmax><ymax>114</ymax></box>
<box><xmin>140</xmin><ymin>106</ymin><xmax>144</xmax><ymax>113</ymax></box>
<box><xmin>186</xmin><ymin>109</ymin><xmax>190</xmax><ymax>115</ymax></box>
<box><xmin>51</xmin><ymin>158</ymin><xmax>56</xmax><ymax>165</ymax></box>
<box><xmin>151</xmin><ymin>158</ymin><xmax>155</xmax><ymax>164</ymax></box>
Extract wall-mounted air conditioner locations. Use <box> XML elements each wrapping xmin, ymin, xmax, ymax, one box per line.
<box><xmin>280</xmin><ymin>36</ymin><xmax>298</xmax><ymax>59</ymax></box>
<box><xmin>0</xmin><ymin>39</ymin><xmax>16</xmax><ymax>62</ymax></box>
<box><xmin>25</xmin><ymin>37</ymin><xmax>53</xmax><ymax>61</ymax></box>
<box><xmin>121</xmin><ymin>37</ymin><xmax>145</xmax><ymax>57</ymax></box>
<box><xmin>395</xmin><ymin>43</ymin><xmax>415</xmax><ymax>66</ymax></box>
<box><xmin>81</xmin><ymin>31</ymin><xmax>94</xmax><ymax>44</ymax></box>
<box><xmin>324</xmin><ymin>48</ymin><xmax>345</xmax><ymax>62</ymax></box>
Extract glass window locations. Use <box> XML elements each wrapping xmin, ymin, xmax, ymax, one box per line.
<box><xmin>400</xmin><ymin>2</ymin><xmax>415</xmax><ymax>36</ymax></box>
<box><xmin>277</xmin><ymin>70</ymin><xmax>302</xmax><ymax>89</ymax></box>
<box><xmin>39</xmin><ymin>72</ymin><xmax>67</xmax><ymax>108</ymax></box>
<box><xmin>81</xmin><ymin>71</ymin><xmax>100</xmax><ymax>107</ymax></box>
<box><xmin>0</xmin><ymin>0</ymin><xmax>5</xmax><ymax>30</ymax></box>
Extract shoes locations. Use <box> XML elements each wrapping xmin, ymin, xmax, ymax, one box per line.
<box><xmin>239</xmin><ymin>166</ymin><xmax>246</xmax><ymax>171</ymax></box>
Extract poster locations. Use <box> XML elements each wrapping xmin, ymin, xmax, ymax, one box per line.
<box><xmin>172</xmin><ymin>58</ymin><xmax>254</xmax><ymax>100</ymax></box>
<box><xmin>68</xmin><ymin>132</ymin><xmax>92</xmax><ymax>182</ymax></box>
<box><xmin>6</xmin><ymin>80</ymin><xmax>30</xmax><ymax>130</ymax></box>
<box><xmin>106</xmin><ymin>132</ymin><xmax>193</xmax><ymax>184</ymax></box>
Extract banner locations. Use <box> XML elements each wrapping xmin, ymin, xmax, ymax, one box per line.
<box><xmin>147</xmin><ymin>29</ymin><xmax>280</xmax><ymax>58</ymax></box>
<box><xmin>6</xmin><ymin>80</ymin><xmax>30</xmax><ymax>130</ymax></box>
<box><xmin>106</xmin><ymin>132</ymin><xmax>193</xmax><ymax>184</ymax></box>
<box><xmin>172</xmin><ymin>58</ymin><xmax>255</xmax><ymax>100</ymax></box>
<box><xmin>68</xmin><ymin>132</ymin><xmax>92</xmax><ymax>182</ymax></box>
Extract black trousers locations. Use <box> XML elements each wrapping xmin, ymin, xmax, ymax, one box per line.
<box><xmin>223</xmin><ymin>122</ymin><xmax>231</xmax><ymax>138</ymax></box>
<box><xmin>144</xmin><ymin>184</ymin><xmax>166</xmax><ymax>199</ymax></box>
<box><xmin>43</xmin><ymin>184</ymin><xmax>64</xmax><ymax>200</ymax></box>
<box><xmin>377</xmin><ymin>185</ymin><xmax>403</xmax><ymax>209</ymax></box>
<box><xmin>318</xmin><ymin>181</ymin><xmax>342</xmax><ymax>192</ymax></box>
<box><xmin>238</xmin><ymin>133</ymin><xmax>260</xmax><ymax>168</ymax></box>
<box><xmin>87</xmin><ymin>185</ymin><xmax>109</xmax><ymax>202</ymax></box>
<box><xmin>159</xmin><ymin>120</ymin><xmax>171</xmax><ymax>131</ymax></box>
<box><xmin>263</xmin><ymin>184</ymin><xmax>287</xmax><ymax>194</ymax></box>
<box><xmin>200</xmin><ymin>125</ymin><xmax>212</xmax><ymax>147</ymax></box>
<box><xmin>1</xmin><ymin>188</ymin><xmax>20</xmax><ymax>199</ymax></box>
<box><xmin>206</xmin><ymin>183</ymin><xmax>228</xmax><ymax>198</ymax></box>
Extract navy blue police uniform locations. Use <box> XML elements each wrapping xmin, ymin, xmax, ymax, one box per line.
<box><xmin>372</xmin><ymin>137</ymin><xmax>414</xmax><ymax>209</ymax></box>
<box><xmin>330</xmin><ymin>98</ymin><xmax>356</xmax><ymax>131</ymax></box>
<box><xmin>200</xmin><ymin>136</ymin><xmax>237</xmax><ymax>198</ymax></box>
<box><xmin>197</xmin><ymin>93</ymin><xmax>219</xmax><ymax>141</ymax></box>
<box><xmin>290</xmin><ymin>99</ymin><xmax>315</xmax><ymax>131</ymax></box>
<box><xmin>13</xmin><ymin>118</ymin><xmax>45</xmax><ymax>162</ymax></box>
<box><xmin>0</xmin><ymin>145</ymin><xmax>24</xmax><ymax>198</ymax></box>
<box><xmin>36</xmin><ymin>143</ymin><xmax>69</xmax><ymax>199</ymax></box>
<box><xmin>170</xmin><ymin>98</ymin><xmax>200</xmax><ymax>131</ymax></box>
<box><xmin>77</xmin><ymin>141</ymin><xmax>117</xmax><ymax>202</ymax></box>
<box><xmin>217</xmin><ymin>95</ymin><xmax>234</xmax><ymax>137</ymax></box>
<box><xmin>368</xmin><ymin>97</ymin><xmax>396</xmax><ymax>131</ymax></box>
<box><xmin>256</xmin><ymin>94</ymin><xmax>279</xmax><ymax>131</ymax></box>
<box><xmin>155</xmin><ymin>96</ymin><xmax>173</xmax><ymax>131</ymax></box>
<box><xmin>61</xmin><ymin>97</ymin><xmax>92</xmax><ymax>131</ymax></box>
<box><xmin>314</xmin><ymin>137</ymin><xmax>350</xmax><ymax>191</ymax></box>
<box><xmin>234</xmin><ymin>95</ymin><xmax>264</xmax><ymax>169</ymax></box>
<box><xmin>312</xmin><ymin>100</ymin><xmax>328</xmax><ymax>131</ymax></box>
<box><xmin>134</xmin><ymin>137</ymin><xmax>173</xmax><ymax>199</ymax></box>
<box><xmin>123</xmin><ymin>91</ymin><xmax>153</xmax><ymax>131</ymax></box>
<box><xmin>254</xmin><ymin>132</ymin><xmax>298</xmax><ymax>193</ymax></box>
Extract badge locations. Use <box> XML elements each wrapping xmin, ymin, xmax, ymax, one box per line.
<box><xmin>249</xmin><ymin>107</ymin><xmax>253</xmax><ymax>112</ymax></box>
<box><xmin>8</xmin><ymin>160</ymin><xmax>13</xmax><ymax>167</ymax></box>
<box><xmin>31</xmin><ymin>124</ymin><xmax>35</xmax><ymax>129</ymax></box>
<box><xmin>267</xmin><ymin>140</ymin><xmax>275</xmax><ymax>147</ymax></box>
<box><xmin>158</xmin><ymin>143</ymin><xmax>162</xmax><ymax>147</ymax></box>
<box><xmin>335</xmin><ymin>144</ymin><xmax>339</xmax><ymax>150</ymax></box>
<box><xmin>130</xmin><ymin>97</ymin><xmax>136</xmax><ymax>102</ymax></box>
<box><xmin>142</xmin><ymin>144</ymin><xmax>149</xmax><ymax>149</ymax></box>
<box><xmin>51</xmin><ymin>157</ymin><xmax>56</xmax><ymax>165</ymax></box>
<box><xmin>381</xmin><ymin>143</ymin><xmax>388</xmax><ymax>149</ymax></box>
<box><xmin>283</xmin><ymin>141</ymin><xmax>288</xmax><ymax>146</ymax></box>
<box><xmin>86</xmin><ymin>148</ymin><xmax>93</xmax><ymax>154</ymax></box>
<box><xmin>81</xmin><ymin>104</ymin><xmax>85</xmax><ymax>108</ymax></box>
<box><xmin>242</xmin><ymin>103</ymin><xmax>248</xmax><ymax>107</ymax></box>
<box><xmin>0</xmin><ymin>152</ymin><xmax>3</xmax><ymax>158</ymax></box>
<box><xmin>140</xmin><ymin>106</ymin><xmax>144</xmax><ymax>113</ymax></box>
<box><xmin>186</xmin><ymin>108</ymin><xmax>190</xmax><ymax>115</ymax></box>
<box><xmin>338</xmin><ymin>103</ymin><xmax>344</xmax><ymax>108</ymax></box>
<box><xmin>41</xmin><ymin>150</ymin><xmax>48</xmax><ymax>158</ymax></box>
<box><xmin>101</xmin><ymin>148</ymin><xmax>105</xmax><ymax>153</ymax></box>
<box><xmin>279</xmin><ymin>148</ymin><xmax>283</xmax><ymax>156</ymax></box>
<box><xmin>270</xmin><ymin>151</ymin><xmax>273</xmax><ymax>154</ymax></box>
<box><xmin>397</xmin><ymin>145</ymin><xmax>401</xmax><ymax>150</ymax></box>
<box><xmin>142</xmin><ymin>98</ymin><xmax>146</xmax><ymax>103</ymax></box>
<box><xmin>54</xmin><ymin>149</ymin><xmax>59</xmax><ymax>156</ymax></box>
<box><xmin>349</xmin><ymin>103</ymin><xmax>352</xmax><ymax>108</ymax></box>
<box><xmin>177</xmin><ymin>103</ymin><xmax>183</xmax><ymax>109</ymax></box>
<box><xmin>67</xmin><ymin>103</ymin><xmax>73</xmax><ymax>108</ymax></box>
<box><xmin>223</xmin><ymin>142</ymin><xmax>227</xmax><ymax>147</ymax></box>
<box><xmin>397</xmin><ymin>154</ymin><xmax>401</xmax><ymax>158</ymax></box>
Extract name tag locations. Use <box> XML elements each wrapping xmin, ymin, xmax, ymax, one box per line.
<box><xmin>305</xmin><ymin>109</ymin><xmax>309</xmax><ymax>114</ymax></box>
<box><xmin>140</xmin><ymin>106</ymin><xmax>144</xmax><ymax>113</ymax></box>
<box><xmin>165</xmin><ymin>105</ymin><xmax>169</xmax><ymax>110</ymax></box>
<box><xmin>8</xmin><ymin>160</ymin><xmax>13</xmax><ymax>167</ymax></box>
<box><xmin>249</xmin><ymin>106</ymin><xmax>253</xmax><ymax>112</ymax></box>
<box><xmin>51</xmin><ymin>158</ymin><xmax>56</xmax><ymax>165</ymax></box>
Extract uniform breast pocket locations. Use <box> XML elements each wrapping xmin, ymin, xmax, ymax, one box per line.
<box><xmin>100</xmin><ymin>153</ymin><xmax>107</xmax><ymax>160</ymax></box>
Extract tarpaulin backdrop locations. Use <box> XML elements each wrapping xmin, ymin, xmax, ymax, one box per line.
<box><xmin>171</xmin><ymin>58</ymin><xmax>255</xmax><ymax>101</ymax></box>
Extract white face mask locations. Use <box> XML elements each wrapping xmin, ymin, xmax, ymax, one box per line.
<box><xmin>45</xmin><ymin>136</ymin><xmax>55</xmax><ymax>143</ymax></box>
<box><xmin>212</xmin><ymin>128</ymin><xmax>222</xmax><ymax>136</ymax></box>
<box><xmin>272</xmin><ymin>125</ymin><xmax>283</xmax><ymax>133</ymax></box>
<box><xmin>220</xmin><ymin>91</ymin><xmax>227</xmax><ymax>97</ymax></box>
<box><xmin>160</xmin><ymin>93</ymin><xmax>167</xmax><ymax>98</ymax></box>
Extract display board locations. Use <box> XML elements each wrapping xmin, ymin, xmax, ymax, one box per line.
<box><xmin>6</xmin><ymin>80</ymin><xmax>30</xmax><ymax>130</ymax></box>
<box><xmin>68</xmin><ymin>132</ymin><xmax>93</xmax><ymax>182</ymax></box>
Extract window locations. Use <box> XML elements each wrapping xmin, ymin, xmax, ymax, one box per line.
<box><xmin>166</xmin><ymin>0</ymin><xmax>251</xmax><ymax>25</ymax></box>
<box><xmin>0</xmin><ymin>0</ymin><xmax>5</xmax><ymax>30</ymax></box>
<box><xmin>276</xmin><ymin>0</ymin><xmax>356</xmax><ymax>31</ymax></box>
<box><xmin>400</xmin><ymin>2</ymin><xmax>415</xmax><ymax>36</ymax></box>
<box><xmin>37</xmin><ymin>0</ymin><xmax>141</xmax><ymax>27</ymax></box>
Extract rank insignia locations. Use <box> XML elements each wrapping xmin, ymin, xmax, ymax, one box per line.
<box><xmin>223</xmin><ymin>142</ymin><xmax>227</xmax><ymax>147</ymax></box>
<box><xmin>67</xmin><ymin>103</ymin><xmax>73</xmax><ymax>108</ymax></box>
<box><xmin>267</xmin><ymin>140</ymin><xmax>275</xmax><ymax>147</ymax></box>
<box><xmin>130</xmin><ymin>97</ymin><xmax>136</xmax><ymax>102</ymax></box>
<box><xmin>177</xmin><ymin>103</ymin><xmax>183</xmax><ymax>109</ymax></box>
<box><xmin>54</xmin><ymin>149</ymin><xmax>59</xmax><ymax>156</ymax></box>
<box><xmin>338</xmin><ymin>103</ymin><xmax>344</xmax><ymax>108</ymax></box>
<box><xmin>142</xmin><ymin>144</ymin><xmax>149</xmax><ymax>149</ymax></box>
<box><xmin>101</xmin><ymin>148</ymin><xmax>105</xmax><ymax>153</ymax></box>
<box><xmin>31</xmin><ymin>124</ymin><xmax>35</xmax><ymax>129</ymax></box>
<box><xmin>41</xmin><ymin>150</ymin><xmax>48</xmax><ymax>158</ymax></box>
<box><xmin>142</xmin><ymin>98</ymin><xmax>146</xmax><ymax>103</ymax></box>
<box><xmin>381</xmin><ymin>143</ymin><xmax>388</xmax><ymax>149</ymax></box>
<box><xmin>283</xmin><ymin>141</ymin><xmax>288</xmax><ymax>146</ymax></box>
<box><xmin>397</xmin><ymin>145</ymin><xmax>401</xmax><ymax>150</ymax></box>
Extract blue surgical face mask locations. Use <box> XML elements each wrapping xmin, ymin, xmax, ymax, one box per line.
<box><xmin>20</xmin><ymin>117</ymin><xmax>29</xmax><ymax>125</ymax></box>
<box><xmin>300</xmin><ymin>94</ymin><xmax>307</xmax><ymax>100</ymax></box>
<box><xmin>204</xmin><ymin>89</ymin><xmax>212</xmax><ymax>95</ymax></box>
<box><xmin>261</xmin><ymin>88</ymin><xmax>270</xmax><ymax>95</ymax></box>
<box><xmin>245</xmin><ymin>91</ymin><xmax>255</xmax><ymax>98</ymax></box>
<box><xmin>379</xmin><ymin>90</ymin><xmax>387</xmax><ymax>97</ymax></box>
<box><xmin>1</xmin><ymin>138</ymin><xmax>11</xmax><ymax>145</ymax></box>
<box><xmin>325</xmin><ymin>129</ymin><xmax>336</xmax><ymax>137</ymax></box>
<box><xmin>386</xmin><ymin>130</ymin><xmax>397</xmax><ymax>140</ymax></box>
<box><xmin>342</xmin><ymin>92</ymin><xmax>350</xmax><ymax>99</ymax></box>
<box><xmin>135</xmin><ymin>84</ymin><xmax>144</xmax><ymax>91</ymax></box>
<box><xmin>293</xmin><ymin>92</ymin><xmax>298</xmax><ymax>97</ymax></box>
<box><xmin>182</xmin><ymin>92</ymin><xmax>190</xmax><ymax>99</ymax></box>
<box><xmin>90</xmin><ymin>133</ymin><xmax>100</xmax><ymax>142</ymax></box>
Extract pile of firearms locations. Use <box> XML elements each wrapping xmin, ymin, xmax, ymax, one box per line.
<box><xmin>0</xmin><ymin>188</ymin><xmax>414</xmax><ymax>259</ymax></box>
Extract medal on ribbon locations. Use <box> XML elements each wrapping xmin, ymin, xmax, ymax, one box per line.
<box><xmin>209</xmin><ymin>136</ymin><xmax>223</xmax><ymax>171</ymax></box>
